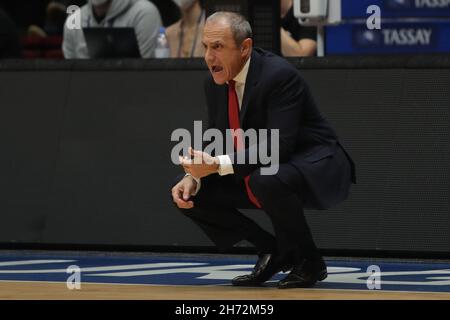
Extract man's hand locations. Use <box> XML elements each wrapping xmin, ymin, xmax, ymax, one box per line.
<box><xmin>179</xmin><ymin>147</ymin><xmax>219</xmax><ymax>179</ymax></box>
<box><xmin>171</xmin><ymin>175</ymin><xmax>197</xmax><ymax>209</ymax></box>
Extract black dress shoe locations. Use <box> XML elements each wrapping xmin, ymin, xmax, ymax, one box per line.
<box><xmin>277</xmin><ymin>256</ymin><xmax>327</xmax><ymax>289</ymax></box>
<box><xmin>232</xmin><ymin>254</ymin><xmax>292</xmax><ymax>287</ymax></box>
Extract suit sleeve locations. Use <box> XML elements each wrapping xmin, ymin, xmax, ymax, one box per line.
<box><xmin>228</xmin><ymin>69</ymin><xmax>306</xmax><ymax>178</ymax></box>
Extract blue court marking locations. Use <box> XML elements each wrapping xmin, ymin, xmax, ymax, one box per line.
<box><xmin>0</xmin><ymin>253</ymin><xmax>450</xmax><ymax>293</ymax></box>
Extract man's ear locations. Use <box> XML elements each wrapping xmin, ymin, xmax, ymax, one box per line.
<box><xmin>240</xmin><ymin>38</ymin><xmax>253</xmax><ymax>57</ymax></box>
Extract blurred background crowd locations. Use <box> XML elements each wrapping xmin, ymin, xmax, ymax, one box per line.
<box><xmin>0</xmin><ymin>0</ymin><xmax>317</xmax><ymax>59</ymax></box>
<box><xmin>2</xmin><ymin>0</ymin><xmax>450</xmax><ymax>59</ymax></box>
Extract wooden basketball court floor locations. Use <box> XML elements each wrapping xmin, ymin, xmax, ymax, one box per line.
<box><xmin>1</xmin><ymin>251</ymin><xmax>450</xmax><ymax>300</ymax></box>
<box><xmin>2</xmin><ymin>280</ymin><xmax>450</xmax><ymax>300</ymax></box>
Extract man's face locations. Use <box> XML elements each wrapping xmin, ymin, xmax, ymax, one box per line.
<box><xmin>90</xmin><ymin>0</ymin><xmax>112</xmax><ymax>17</ymax></box>
<box><xmin>202</xmin><ymin>20</ymin><xmax>249</xmax><ymax>85</ymax></box>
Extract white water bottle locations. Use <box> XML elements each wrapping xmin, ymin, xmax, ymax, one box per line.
<box><xmin>155</xmin><ymin>27</ymin><xmax>170</xmax><ymax>58</ymax></box>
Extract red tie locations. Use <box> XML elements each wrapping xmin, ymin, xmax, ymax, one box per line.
<box><xmin>228</xmin><ymin>80</ymin><xmax>262</xmax><ymax>208</ymax></box>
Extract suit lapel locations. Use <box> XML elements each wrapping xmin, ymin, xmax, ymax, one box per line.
<box><xmin>239</xmin><ymin>50</ymin><xmax>262</xmax><ymax>125</ymax></box>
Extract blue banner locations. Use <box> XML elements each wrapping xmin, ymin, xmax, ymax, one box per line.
<box><xmin>342</xmin><ymin>0</ymin><xmax>450</xmax><ymax>18</ymax></box>
<box><xmin>326</xmin><ymin>22</ymin><xmax>450</xmax><ymax>54</ymax></box>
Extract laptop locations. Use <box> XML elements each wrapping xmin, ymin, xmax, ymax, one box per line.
<box><xmin>83</xmin><ymin>27</ymin><xmax>141</xmax><ymax>58</ymax></box>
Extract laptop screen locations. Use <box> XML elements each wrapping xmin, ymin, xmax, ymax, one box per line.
<box><xmin>83</xmin><ymin>27</ymin><xmax>141</xmax><ymax>59</ymax></box>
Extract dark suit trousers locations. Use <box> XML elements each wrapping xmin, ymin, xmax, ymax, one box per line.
<box><xmin>173</xmin><ymin>164</ymin><xmax>320</xmax><ymax>263</ymax></box>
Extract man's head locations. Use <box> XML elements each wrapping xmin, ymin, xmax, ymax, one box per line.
<box><xmin>202</xmin><ymin>12</ymin><xmax>253</xmax><ymax>85</ymax></box>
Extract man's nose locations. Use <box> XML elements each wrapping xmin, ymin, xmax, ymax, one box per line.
<box><xmin>204</xmin><ymin>49</ymin><xmax>214</xmax><ymax>64</ymax></box>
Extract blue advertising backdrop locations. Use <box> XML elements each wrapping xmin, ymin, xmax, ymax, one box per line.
<box><xmin>326</xmin><ymin>0</ymin><xmax>450</xmax><ymax>54</ymax></box>
<box><xmin>342</xmin><ymin>0</ymin><xmax>450</xmax><ymax>18</ymax></box>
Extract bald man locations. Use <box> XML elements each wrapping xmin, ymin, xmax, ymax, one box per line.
<box><xmin>171</xmin><ymin>12</ymin><xmax>355</xmax><ymax>288</ymax></box>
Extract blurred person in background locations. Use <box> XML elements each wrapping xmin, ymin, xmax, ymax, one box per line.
<box><xmin>63</xmin><ymin>0</ymin><xmax>162</xmax><ymax>58</ymax></box>
<box><xmin>166</xmin><ymin>0</ymin><xmax>205</xmax><ymax>58</ymax></box>
<box><xmin>0</xmin><ymin>1</ymin><xmax>86</xmax><ymax>37</ymax></box>
<box><xmin>280</xmin><ymin>0</ymin><xmax>317</xmax><ymax>57</ymax></box>
<box><xmin>0</xmin><ymin>1</ymin><xmax>48</xmax><ymax>36</ymax></box>
<box><xmin>0</xmin><ymin>7</ymin><xmax>20</xmax><ymax>58</ymax></box>
<box><xmin>28</xmin><ymin>1</ymin><xmax>87</xmax><ymax>37</ymax></box>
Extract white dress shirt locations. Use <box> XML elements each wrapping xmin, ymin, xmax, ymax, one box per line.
<box><xmin>188</xmin><ymin>57</ymin><xmax>251</xmax><ymax>195</ymax></box>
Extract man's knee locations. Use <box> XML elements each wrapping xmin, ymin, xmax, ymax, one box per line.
<box><xmin>248</xmin><ymin>169</ymin><xmax>285</xmax><ymax>199</ymax></box>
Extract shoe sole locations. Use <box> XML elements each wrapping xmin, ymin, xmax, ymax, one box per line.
<box><xmin>277</xmin><ymin>271</ymin><xmax>328</xmax><ymax>289</ymax></box>
<box><xmin>318</xmin><ymin>270</ymin><xmax>328</xmax><ymax>281</ymax></box>
<box><xmin>232</xmin><ymin>263</ymin><xmax>294</xmax><ymax>287</ymax></box>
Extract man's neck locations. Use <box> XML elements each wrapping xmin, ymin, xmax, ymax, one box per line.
<box><xmin>182</xmin><ymin>1</ymin><xmax>202</xmax><ymax>28</ymax></box>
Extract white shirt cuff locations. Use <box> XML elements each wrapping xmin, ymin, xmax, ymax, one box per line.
<box><xmin>185</xmin><ymin>174</ymin><xmax>201</xmax><ymax>196</ymax></box>
<box><xmin>217</xmin><ymin>155</ymin><xmax>234</xmax><ymax>176</ymax></box>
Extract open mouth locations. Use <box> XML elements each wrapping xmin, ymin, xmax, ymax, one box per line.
<box><xmin>211</xmin><ymin>65</ymin><xmax>223</xmax><ymax>73</ymax></box>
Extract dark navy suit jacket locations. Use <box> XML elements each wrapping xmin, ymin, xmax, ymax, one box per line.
<box><xmin>203</xmin><ymin>48</ymin><xmax>356</xmax><ymax>210</ymax></box>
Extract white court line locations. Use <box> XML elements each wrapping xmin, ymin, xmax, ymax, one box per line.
<box><xmin>0</xmin><ymin>260</ymin><xmax>75</xmax><ymax>267</ymax></box>
<box><xmin>0</xmin><ymin>262</ymin><xmax>207</xmax><ymax>274</ymax></box>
